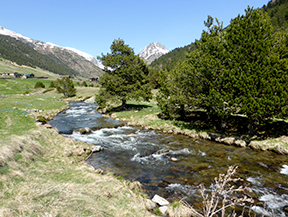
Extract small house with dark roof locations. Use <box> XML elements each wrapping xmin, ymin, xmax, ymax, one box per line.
<box><xmin>22</xmin><ymin>73</ymin><xmax>35</xmax><ymax>79</ymax></box>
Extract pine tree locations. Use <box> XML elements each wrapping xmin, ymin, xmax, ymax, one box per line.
<box><xmin>193</xmin><ymin>16</ymin><xmax>233</xmax><ymax>131</ymax></box>
<box><xmin>156</xmin><ymin>51</ymin><xmax>202</xmax><ymax>119</ymax></box>
<box><xmin>96</xmin><ymin>39</ymin><xmax>152</xmax><ymax>111</ymax></box>
<box><xmin>226</xmin><ymin>7</ymin><xmax>288</xmax><ymax>136</ymax></box>
<box><xmin>55</xmin><ymin>77</ymin><xmax>76</xmax><ymax>98</ymax></box>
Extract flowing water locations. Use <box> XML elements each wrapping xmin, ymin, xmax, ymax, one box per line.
<box><xmin>49</xmin><ymin>102</ymin><xmax>288</xmax><ymax>216</ymax></box>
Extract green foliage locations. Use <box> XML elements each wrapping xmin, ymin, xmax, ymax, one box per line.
<box><xmin>15</xmin><ymin>154</ymin><xmax>23</xmax><ymax>161</ymax></box>
<box><xmin>150</xmin><ymin>43</ymin><xmax>196</xmax><ymax>72</ymax></box>
<box><xmin>81</xmin><ymin>81</ymin><xmax>87</xmax><ymax>87</ymax></box>
<box><xmin>55</xmin><ymin>77</ymin><xmax>76</xmax><ymax>98</ymax></box>
<box><xmin>96</xmin><ymin>38</ymin><xmax>152</xmax><ymax>111</ymax></box>
<box><xmin>0</xmin><ymin>166</ymin><xmax>9</xmax><ymax>175</ymax></box>
<box><xmin>34</xmin><ymin>81</ymin><xmax>45</xmax><ymax>89</ymax></box>
<box><xmin>157</xmin><ymin>55</ymin><xmax>202</xmax><ymax>120</ymax></box>
<box><xmin>147</xmin><ymin>67</ymin><xmax>167</xmax><ymax>89</ymax></box>
<box><xmin>264</xmin><ymin>0</ymin><xmax>288</xmax><ymax>33</ymax></box>
<box><xmin>37</xmin><ymin>116</ymin><xmax>48</xmax><ymax>123</ymax></box>
<box><xmin>158</xmin><ymin>7</ymin><xmax>288</xmax><ymax>136</ymax></box>
<box><xmin>224</xmin><ymin>7</ymin><xmax>288</xmax><ymax>135</ymax></box>
<box><xmin>49</xmin><ymin>81</ymin><xmax>56</xmax><ymax>88</ymax></box>
<box><xmin>153</xmin><ymin>207</ymin><xmax>162</xmax><ymax>216</ymax></box>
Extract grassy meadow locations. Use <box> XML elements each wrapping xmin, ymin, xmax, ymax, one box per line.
<box><xmin>0</xmin><ymin>62</ymin><xmax>154</xmax><ymax>216</ymax></box>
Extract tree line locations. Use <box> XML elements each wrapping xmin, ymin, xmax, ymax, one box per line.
<box><xmin>157</xmin><ymin>7</ymin><xmax>288</xmax><ymax>136</ymax></box>
<box><xmin>0</xmin><ymin>35</ymin><xmax>78</xmax><ymax>76</ymax></box>
<box><xmin>151</xmin><ymin>0</ymin><xmax>288</xmax><ymax>75</ymax></box>
<box><xmin>96</xmin><ymin>7</ymin><xmax>288</xmax><ymax>137</ymax></box>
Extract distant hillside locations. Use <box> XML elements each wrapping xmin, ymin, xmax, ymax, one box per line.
<box><xmin>0</xmin><ymin>57</ymin><xmax>61</xmax><ymax>79</ymax></box>
<box><xmin>0</xmin><ymin>26</ymin><xmax>103</xmax><ymax>78</ymax></box>
<box><xmin>263</xmin><ymin>0</ymin><xmax>288</xmax><ymax>33</ymax></box>
<box><xmin>150</xmin><ymin>43</ymin><xmax>196</xmax><ymax>71</ymax></box>
<box><xmin>0</xmin><ymin>34</ymin><xmax>78</xmax><ymax>76</ymax></box>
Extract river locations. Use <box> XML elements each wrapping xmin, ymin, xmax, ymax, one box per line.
<box><xmin>49</xmin><ymin>101</ymin><xmax>288</xmax><ymax>216</ymax></box>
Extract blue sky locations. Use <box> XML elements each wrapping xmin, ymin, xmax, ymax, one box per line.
<box><xmin>0</xmin><ymin>0</ymin><xmax>268</xmax><ymax>59</ymax></box>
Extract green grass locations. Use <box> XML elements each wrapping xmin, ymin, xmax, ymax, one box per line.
<box><xmin>0</xmin><ymin>60</ymin><xmax>152</xmax><ymax>217</ymax></box>
<box><xmin>0</xmin><ymin>166</ymin><xmax>9</xmax><ymax>174</ymax></box>
<box><xmin>0</xmin><ymin>58</ymin><xmax>60</xmax><ymax>79</ymax></box>
<box><xmin>108</xmin><ymin>98</ymin><xmax>183</xmax><ymax>132</ymax></box>
<box><xmin>0</xmin><ymin>87</ymin><xmax>66</xmax><ymax>140</ymax></box>
<box><xmin>0</xmin><ymin>79</ymin><xmax>55</xmax><ymax>95</ymax></box>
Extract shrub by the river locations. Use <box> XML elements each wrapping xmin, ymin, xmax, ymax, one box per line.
<box><xmin>34</xmin><ymin>81</ymin><xmax>45</xmax><ymax>89</ymax></box>
<box><xmin>55</xmin><ymin>77</ymin><xmax>76</xmax><ymax>98</ymax></box>
<box><xmin>185</xmin><ymin>166</ymin><xmax>254</xmax><ymax>217</ymax></box>
<box><xmin>49</xmin><ymin>81</ymin><xmax>55</xmax><ymax>88</ymax></box>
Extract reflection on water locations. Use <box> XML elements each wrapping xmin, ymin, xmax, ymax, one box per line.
<box><xmin>50</xmin><ymin>102</ymin><xmax>288</xmax><ymax>216</ymax></box>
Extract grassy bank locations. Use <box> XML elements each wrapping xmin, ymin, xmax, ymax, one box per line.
<box><xmin>0</xmin><ymin>78</ymin><xmax>153</xmax><ymax>216</ymax></box>
<box><xmin>103</xmin><ymin>97</ymin><xmax>288</xmax><ymax>154</ymax></box>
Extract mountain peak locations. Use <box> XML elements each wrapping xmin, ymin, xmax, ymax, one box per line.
<box><xmin>139</xmin><ymin>42</ymin><xmax>169</xmax><ymax>65</ymax></box>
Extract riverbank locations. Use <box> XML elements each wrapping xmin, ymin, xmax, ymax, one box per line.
<box><xmin>1</xmin><ymin>80</ymin><xmax>286</xmax><ymax>216</ymax></box>
<box><xmin>102</xmin><ymin>98</ymin><xmax>288</xmax><ymax>155</ymax></box>
<box><xmin>0</xmin><ymin>86</ymin><xmax>156</xmax><ymax>216</ymax></box>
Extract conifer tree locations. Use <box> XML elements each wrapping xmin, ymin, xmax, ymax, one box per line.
<box><xmin>96</xmin><ymin>39</ymin><xmax>152</xmax><ymax>111</ymax></box>
<box><xmin>157</xmin><ymin>50</ymin><xmax>203</xmax><ymax>120</ymax></box>
<box><xmin>193</xmin><ymin>16</ymin><xmax>233</xmax><ymax>131</ymax></box>
<box><xmin>55</xmin><ymin>77</ymin><xmax>76</xmax><ymax>98</ymax></box>
<box><xmin>226</xmin><ymin>7</ymin><xmax>288</xmax><ymax>135</ymax></box>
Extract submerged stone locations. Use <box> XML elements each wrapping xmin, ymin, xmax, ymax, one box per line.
<box><xmin>170</xmin><ymin>157</ymin><xmax>179</xmax><ymax>162</ymax></box>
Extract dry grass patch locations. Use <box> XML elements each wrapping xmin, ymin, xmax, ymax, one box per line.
<box><xmin>249</xmin><ymin>136</ymin><xmax>288</xmax><ymax>154</ymax></box>
<box><xmin>0</xmin><ymin>124</ymin><xmax>152</xmax><ymax>216</ymax></box>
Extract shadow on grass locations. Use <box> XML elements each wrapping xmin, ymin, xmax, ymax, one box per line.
<box><xmin>160</xmin><ymin>111</ymin><xmax>288</xmax><ymax>140</ymax></box>
<box><xmin>110</xmin><ymin>103</ymin><xmax>152</xmax><ymax>113</ymax></box>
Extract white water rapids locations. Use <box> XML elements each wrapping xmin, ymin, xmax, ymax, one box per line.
<box><xmin>49</xmin><ymin>102</ymin><xmax>288</xmax><ymax>216</ymax></box>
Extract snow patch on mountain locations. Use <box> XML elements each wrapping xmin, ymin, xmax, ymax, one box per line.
<box><xmin>0</xmin><ymin>26</ymin><xmax>33</xmax><ymax>43</ymax></box>
<box><xmin>0</xmin><ymin>26</ymin><xmax>103</xmax><ymax>69</ymax></box>
<box><xmin>139</xmin><ymin>42</ymin><xmax>169</xmax><ymax>65</ymax></box>
<box><xmin>64</xmin><ymin>47</ymin><xmax>95</xmax><ymax>62</ymax></box>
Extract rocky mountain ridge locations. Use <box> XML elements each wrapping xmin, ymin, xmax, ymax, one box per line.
<box><xmin>0</xmin><ymin>26</ymin><xmax>103</xmax><ymax>78</ymax></box>
<box><xmin>139</xmin><ymin>42</ymin><xmax>169</xmax><ymax>65</ymax></box>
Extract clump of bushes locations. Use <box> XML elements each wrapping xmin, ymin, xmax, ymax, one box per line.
<box><xmin>34</xmin><ymin>82</ymin><xmax>45</xmax><ymax>89</ymax></box>
<box><xmin>49</xmin><ymin>81</ymin><xmax>56</xmax><ymax>88</ymax></box>
<box><xmin>36</xmin><ymin>115</ymin><xmax>48</xmax><ymax>123</ymax></box>
<box><xmin>23</xmin><ymin>90</ymin><xmax>31</xmax><ymax>95</ymax></box>
<box><xmin>81</xmin><ymin>81</ymin><xmax>87</xmax><ymax>87</ymax></box>
<box><xmin>55</xmin><ymin>77</ymin><xmax>76</xmax><ymax>98</ymax></box>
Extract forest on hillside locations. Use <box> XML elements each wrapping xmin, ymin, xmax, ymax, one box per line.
<box><xmin>264</xmin><ymin>0</ymin><xmax>288</xmax><ymax>32</ymax></box>
<box><xmin>0</xmin><ymin>34</ymin><xmax>78</xmax><ymax>76</ymax></box>
<box><xmin>151</xmin><ymin>0</ymin><xmax>288</xmax><ymax>72</ymax></box>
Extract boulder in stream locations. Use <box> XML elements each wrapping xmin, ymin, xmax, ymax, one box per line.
<box><xmin>170</xmin><ymin>157</ymin><xmax>179</xmax><ymax>162</ymax></box>
<box><xmin>152</xmin><ymin>194</ymin><xmax>169</xmax><ymax>206</ymax></box>
<box><xmin>92</xmin><ymin>146</ymin><xmax>103</xmax><ymax>152</ymax></box>
<box><xmin>75</xmin><ymin>127</ymin><xmax>92</xmax><ymax>135</ymax></box>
